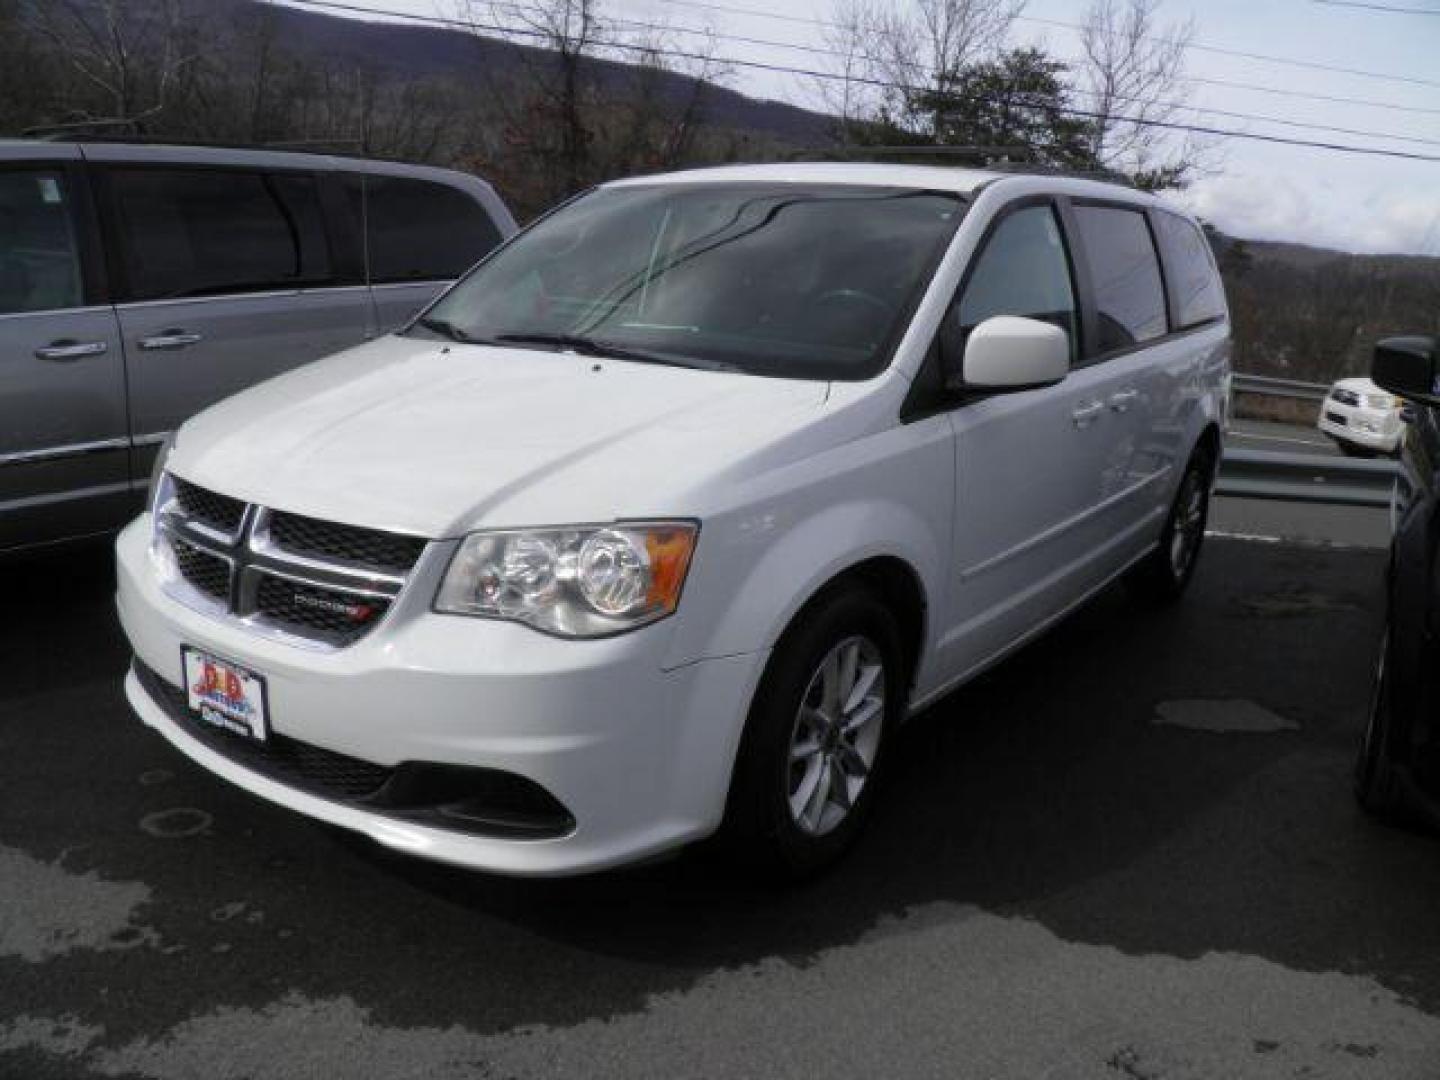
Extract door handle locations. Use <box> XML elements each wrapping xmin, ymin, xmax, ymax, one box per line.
<box><xmin>139</xmin><ymin>330</ymin><xmax>203</xmax><ymax>350</ymax></box>
<box><xmin>1109</xmin><ymin>389</ymin><xmax>1140</xmax><ymax>413</ymax></box>
<box><xmin>34</xmin><ymin>340</ymin><xmax>108</xmax><ymax>361</ymax></box>
<box><xmin>1071</xmin><ymin>400</ymin><xmax>1105</xmax><ymax>428</ymax></box>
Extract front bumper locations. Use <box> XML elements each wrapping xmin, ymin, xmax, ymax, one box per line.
<box><xmin>116</xmin><ymin>517</ymin><xmax>767</xmax><ymax>876</ymax></box>
<box><xmin>1317</xmin><ymin>400</ymin><xmax>1402</xmax><ymax>452</ymax></box>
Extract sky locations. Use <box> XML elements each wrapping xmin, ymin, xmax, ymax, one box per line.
<box><xmin>291</xmin><ymin>0</ymin><xmax>1440</xmax><ymax>255</ymax></box>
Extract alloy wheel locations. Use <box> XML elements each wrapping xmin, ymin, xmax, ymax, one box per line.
<box><xmin>786</xmin><ymin>635</ymin><xmax>886</xmax><ymax>837</ymax></box>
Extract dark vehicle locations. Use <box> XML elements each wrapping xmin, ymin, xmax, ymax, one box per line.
<box><xmin>1355</xmin><ymin>334</ymin><xmax>1440</xmax><ymax>825</ymax></box>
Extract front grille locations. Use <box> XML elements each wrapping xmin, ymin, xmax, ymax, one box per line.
<box><xmin>172</xmin><ymin>537</ymin><xmax>231</xmax><ymax>601</ymax></box>
<box><xmin>270</xmin><ymin>511</ymin><xmax>425</xmax><ymax>574</ymax></box>
<box><xmin>255</xmin><ymin>575</ymin><xmax>390</xmax><ymax>648</ymax></box>
<box><xmin>172</xmin><ymin>477</ymin><xmax>246</xmax><ymax>535</ymax></box>
<box><xmin>137</xmin><ymin>661</ymin><xmax>393</xmax><ymax>799</ymax></box>
<box><xmin>1333</xmin><ymin>389</ymin><xmax>1361</xmax><ymax>407</ymax></box>
<box><xmin>157</xmin><ymin>473</ymin><xmax>427</xmax><ymax>649</ymax></box>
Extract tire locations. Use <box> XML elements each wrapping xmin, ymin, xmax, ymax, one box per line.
<box><xmin>1128</xmin><ymin>444</ymin><xmax>1214</xmax><ymax>604</ymax></box>
<box><xmin>1338</xmin><ymin>441</ymin><xmax>1372</xmax><ymax>459</ymax></box>
<box><xmin>720</xmin><ymin>585</ymin><xmax>906</xmax><ymax>880</ymax></box>
<box><xmin>1354</xmin><ymin>625</ymin><xmax>1412</xmax><ymax>823</ymax></box>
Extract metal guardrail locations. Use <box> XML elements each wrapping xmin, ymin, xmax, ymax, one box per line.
<box><xmin>1217</xmin><ymin>447</ymin><xmax>1403</xmax><ymax>508</ymax></box>
<box><xmin>1231</xmin><ymin>373</ymin><xmax>1330</xmax><ymax>402</ymax></box>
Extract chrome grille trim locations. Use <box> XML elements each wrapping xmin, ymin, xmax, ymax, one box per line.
<box><xmin>152</xmin><ymin>473</ymin><xmax>427</xmax><ymax>651</ymax></box>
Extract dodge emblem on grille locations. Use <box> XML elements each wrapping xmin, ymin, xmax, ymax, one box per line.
<box><xmin>293</xmin><ymin>591</ymin><xmax>377</xmax><ymax>622</ymax></box>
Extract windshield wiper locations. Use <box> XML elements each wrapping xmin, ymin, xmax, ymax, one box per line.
<box><xmin>493</xmin><ymin>332</ymin><xmax>734</xmax><ymax>371</ymax></box>
<box><xmin>413</xmin><ymin>315</ymin><xmax>477</xmax><ymax>343</ymax></box>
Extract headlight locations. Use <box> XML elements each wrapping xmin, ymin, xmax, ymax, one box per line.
<box><xmin>146</xmin><ymin>432</ymin><xmax>177</xmax><ymax>515</ymax></box>
<box><xmin>1366</xmin><ymin>393</ymin><xmax>1397</xmax><ymax>410</ymax></box>
<box><xmin>434</xmin><ymin>522</ymin><xmax>698</xmax><ymax>637</ymax></box>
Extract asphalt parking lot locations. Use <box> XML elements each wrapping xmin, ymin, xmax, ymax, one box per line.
<box><xmin>4</xmin><ymin>529</ymin><xmax>1440</xmax><ymax>1079</ymax></box>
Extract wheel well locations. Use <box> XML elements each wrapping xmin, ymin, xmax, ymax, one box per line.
<box><xmin>786</xmin><ymin>557</ymin><xmax>927</xmax><ymax>692</ymax></box>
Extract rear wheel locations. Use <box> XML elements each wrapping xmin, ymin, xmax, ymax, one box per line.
<box><xmin>721</xmin><ymin>586</ymin><xmax>905</xmax><ymax>879</ymax></box>
<box><xmin>1128</xmin><ymin>445</ymin><xmax>1213</xmax><ymax>604</ymax></box>
<box><xmin>1355</xmin><ymin>624</ymin><xmax>1412</xmax><ymax>823</ymax></box>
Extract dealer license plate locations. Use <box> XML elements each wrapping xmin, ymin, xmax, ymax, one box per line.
<box><xmin>182</xmin><ymin>647</ymin><xmax>269</xmax><ymax>743</ymax></box>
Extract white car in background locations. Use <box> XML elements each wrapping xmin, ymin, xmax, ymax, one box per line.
<box><xmin>117</xmin><ymin>162</ymin><xmax>1230</xmax><ymax>878</ymax></box>
<box><xmin>1318</xmin><ymin>376</ymin><xmax>1405</xmax><ymax>456</ymax></box>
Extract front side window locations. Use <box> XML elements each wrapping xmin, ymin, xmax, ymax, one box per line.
<box><xmin>0</xmin><ymin>170</ymin><xmax>83</xmax><ymax>315</ymax></box>
<box><xmin>1153</xmin><ymin>211</ymin><xmax>1226</xmax><ymax>329</ymax></box>
<box><xmin>953</xmin><ymin>204</ymin><xmax>1078</xmax><ymax>364</ymax></box>
<box><xmin>1073</xmin><ymin>205</ymin><xmax>1168</xmax><ymax>351</ymax></box>
<box><xmin>413</xmin><ymin>183</ymin><xmax>965</xmax><ymax>380</ymax></box>
<box><xmin>111</xmin><ymin>169</ymin><xmax>331</xmax><ymax>301</ymax></box>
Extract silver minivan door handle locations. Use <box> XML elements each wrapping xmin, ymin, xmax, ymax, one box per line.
<box><xmin>1109</xmin><ymin>389</ymin><xmax>1140</xmax><ymax>413</ymax></box>
<box><xmin>1071</xmin><ymin>400</ymin><xmax>1105</xmax><ymax>428</ymax></box>
<box><xmin>34</xmin><ymin>340</ymin><xmax>109</xmax><ymax>361</ymax></box>
<box><xmin>139</xmin><ymin>330</ymin><xmax>203</xmax><ymax>351</ymax></box>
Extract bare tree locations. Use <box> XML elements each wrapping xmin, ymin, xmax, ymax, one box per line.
<box><xmin>27</xmin><ymin>0</ymin><xmax>198</xmax><ymax>129</ymax></box>
<box><xmin>455</xmin><ymin>0</ymin><xmax>730</xmax><ymax>215</ymax></box>
<box><xmin>1078</xmin><ymin>0</ymin><xmax>1204</xmax><ymax>188</ymax></box>
<box><xmin>821</xmin><ymin>0</ymin><xmax>1024</xmax><ymax>141</ymax></box>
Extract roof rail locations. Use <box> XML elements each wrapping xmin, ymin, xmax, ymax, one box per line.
<box><xmin>784</xmin><ymin>144</ymin><xmax>1035</xmax><ymax>164</ymax></box>
<box><xmin>980</xmin><ymin>160</ymin><xmax>1137</xmax><ymax>188</ymax></box>
<box><xmin>18</xmin><ymin>126</ymin><xmax>398</xmax><ymax>162</ymax></box>
<box><xmin>780</xmin><ymin>144</ymin><xmax>1137</xmax><ymax>187</ymax></box>
<box><xmin>22</xmin><ymin>118</ymin><xmax>140</xmax><ymax>139</ymax></box>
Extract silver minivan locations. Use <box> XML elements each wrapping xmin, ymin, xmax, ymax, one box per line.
<box><xmin>0</xmin><ymin>140</ymin><xmax>515</xmax><ymax>555</ymax></box>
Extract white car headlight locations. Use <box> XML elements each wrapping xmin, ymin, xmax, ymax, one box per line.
<box><xmin>434</xmin><ymin>522</ymin><xmax>698</xmax><ymax>638</ymax></box>
<box><xmin>1365</xmin><ymin>393</ymin><xmax>1398</xmax><ymax>410</ymax></box>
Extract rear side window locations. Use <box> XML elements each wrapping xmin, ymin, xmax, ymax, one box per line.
<box><xmin>360</xmin><ymin>176</ymin><xmax>501</xmax><ymax>284</ymax></box>
<box><xmin>1153</xmin><ymin>211</ymin><xmax>1225</xmax><ymax>329</ymax></box>
<box><xmin>110</xmin><ymin>169</ymin><xmax>331</xmax><ymax>301</ymax></box>
<box><xmin>1072</xmin><ymin>205</ymin><xmax>1167</xmax><ymax>352</ymax></box>
<box><xmin>955</xmin><ymin>204</ymin><xmax>1078</xmax><ymax>364</ymax></box>
<box><xmin>0</xmin><ymin>170</ymin><xmax>84</xmax><ymax>315</ymax></box>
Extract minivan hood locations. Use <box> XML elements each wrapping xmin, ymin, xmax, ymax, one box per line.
<box><xmin>170</xmin><ymin>336</ymin><xmax>831</xmax><ymax>537</ymax></box>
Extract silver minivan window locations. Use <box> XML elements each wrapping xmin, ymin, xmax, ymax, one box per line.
<box><xmin>110</xmin><ymin>169</ymin><xmax>331</xmax><ymax>301</ymax></box>
<box><xmin>413</xmin><ymin>184</ymin><xmax>965</xmax><ymax>380</ymax></box>
<box><xmin>0</xmin><ymin>170</ymin><xmax>83</xmax><ymax>315</ymax></box>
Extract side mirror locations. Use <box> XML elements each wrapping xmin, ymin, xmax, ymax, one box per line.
<box><xmin>1373</xmin><ymin>336</ymin><xmax>1438</xmax><ymax>407</ymax></box>
<box><xmin>949</xmin><ymin>316</ymin><xmax>1069</xmax><ymax>393</ymax></box>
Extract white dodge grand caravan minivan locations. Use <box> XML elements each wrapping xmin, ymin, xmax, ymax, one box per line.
<box><xmin>117</xmin><ymin>163</ymin><xmax>1230</xmax><ymax>877</ymax></box>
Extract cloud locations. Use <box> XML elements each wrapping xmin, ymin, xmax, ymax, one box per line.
<box><xmin>1166</xmin><ymin>171</ymin><xmax>1440</xmax><ymax>257</ymax></box>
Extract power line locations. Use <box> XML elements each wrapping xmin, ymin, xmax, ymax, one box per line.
<box><xmin>640</xmin><ymin>0</ymin><xmax>1440</xmax><ymax>91</ymax></box>
<box><xmin>275</xmin><ymin>0</ymin><xmax>1440</xmax><ymax>164</ymax></box>
<box><xmin>545</xmin><ymin>2</ymin><xmax>1440</xmax><ymax>147</ymax></box>
<box><xmin>632</xmin><ymin>0</ymin><xmax>1440</xmax><ymax>118</ymax></box>
<box><xmin>635</xmin><ymin>0</ymin><xmax>1440</xmax><ymax>110</ymax></box>
<box><xmin>1312</xmin><ymin>0</ymin><xmax>1440</xmax><ymax>12</ymax></box>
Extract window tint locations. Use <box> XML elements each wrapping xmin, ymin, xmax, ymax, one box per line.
<box><xmin>0</xmin><ymin>170</ymin><xmax>84</xmax><ymax>315</ymax></box>
<box><xmin>362</xmin><ymin>176</ymin><xmax>501</xmax><ymax>284</ymax></box>
<box><xmin>1072</xmin><ymin>205</ymin><xmax>1167</xmax><ymax>351</ymax></box>
<box><xmin>1153</xmin><ymin>211</ymin><xmax>1225</xmax><ymax>329</ymax></box>
<box><xmin>111</xmin><ymin>169</ymin><xmax>331</xmax><ymax>301</ymax></box>
<box><xmin>955</xmin><ymin>204</ymin><xmax>1078</xmax><ymax>362</ymax></box>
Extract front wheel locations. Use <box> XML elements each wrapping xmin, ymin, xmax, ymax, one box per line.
<box><xmin>720</xmin><ymin>586</ymin><xmax>905</xmax><ymax>879</ymax></box>
<box><xmin>1128</xmin><ymin>446</ymin><xmax>1213</xmax><ymax>604</ymax></box>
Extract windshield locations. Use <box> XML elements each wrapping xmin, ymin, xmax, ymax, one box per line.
<box><xmin>410</xmin><ymin>183</ymin><xmax>966</xmax><ymax>380</ymax></box>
